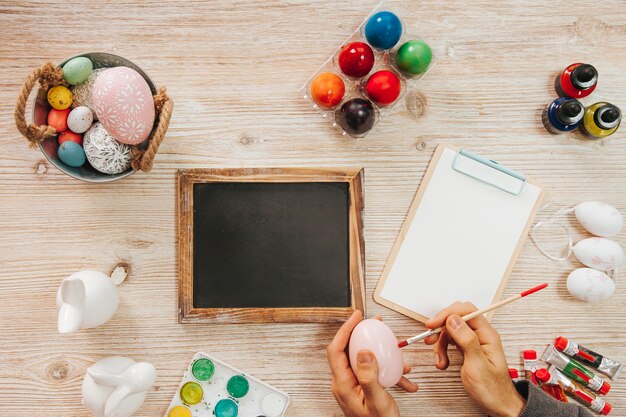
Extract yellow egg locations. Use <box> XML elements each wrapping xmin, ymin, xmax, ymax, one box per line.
<box><xmin>47</xmin><ymin>86</ymin><xmax>72</xmax><ymax>110</ymax></box>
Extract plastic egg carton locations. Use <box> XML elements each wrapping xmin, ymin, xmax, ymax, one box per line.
<box><xmin>164</xmin><ymin>352</ymin><xmax>290</xmax><ymax>417</ymax></box>
<box><xmin>302</xmin><ymin>1</ymin><xmax>434</xmax><ymax>138</ymax></box>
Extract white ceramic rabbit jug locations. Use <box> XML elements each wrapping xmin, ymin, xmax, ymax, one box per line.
<box><xmin>82</xmin><ymin>357</ymin><xmax>156</xmax><ymax>417</ymax></box>
<box><xmin>56</xmin><ymin>269</ymin><xmax>120</xmax><ymax>334</ymax></box>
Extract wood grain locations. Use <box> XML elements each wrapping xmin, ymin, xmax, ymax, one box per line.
<box><xmin>1</xmin><ymin>1</ymin><xmax>626</xmax><ymax>416</ymax></box>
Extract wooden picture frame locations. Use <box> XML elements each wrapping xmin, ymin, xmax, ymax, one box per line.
<box><xmin>177</xmin><ymin>168</ymin><xmax>366</xmax><ymax>324</ymax></box>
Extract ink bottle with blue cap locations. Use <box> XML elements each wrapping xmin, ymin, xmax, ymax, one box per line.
<box><xmin>581</xmin><ymin>102</ymin><xmax>622</xmax><ymax>139</ymax></box>
<box><xmin>542</xmin><ymin>97</ymin><xmax>584</xmax><ymax>134</ymax></box>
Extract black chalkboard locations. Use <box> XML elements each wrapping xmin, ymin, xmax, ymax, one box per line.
<box><xmin>192</xmin><ymin>182</ymin><xmax>351</xmax><ymax>309</ymax></box>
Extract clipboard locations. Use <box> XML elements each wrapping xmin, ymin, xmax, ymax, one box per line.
<box><xmin>374</xmin><ymin>144</ymin><xmax>545</xmax><ymax>323</ymax></box>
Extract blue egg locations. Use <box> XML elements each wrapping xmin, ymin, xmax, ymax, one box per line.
<box><xmin>364</xmin><ymin>11</ymin><xmax>403</xmax><ymax>50</ymax></box>
<box><xmin>58</xmin><ymin>141</ymin><xmax>86</xmax><ymax>167</ymax></box>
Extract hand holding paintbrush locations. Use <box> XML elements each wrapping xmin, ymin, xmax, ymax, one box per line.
<box><xmin>399</xmin><ymin>283</ymin><xmax>548</xmax><ymax>348</ymax></box>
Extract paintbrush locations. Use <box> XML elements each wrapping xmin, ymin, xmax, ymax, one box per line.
<box><xmin>398</xmin><ymin>282</ymin><xmax>549</xmax><ymax>348</ymax></box>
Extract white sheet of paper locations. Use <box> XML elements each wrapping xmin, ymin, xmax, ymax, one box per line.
<box><xmin>377</xmin><ymin>147</ymin><xmax>542</xmax><ymax>319</ymax></box>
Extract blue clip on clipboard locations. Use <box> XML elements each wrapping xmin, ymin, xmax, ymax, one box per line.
<box><xmin>451</xmin><ymin>149</ymin><xmax>527</xmax><ymax>195</ymax></box>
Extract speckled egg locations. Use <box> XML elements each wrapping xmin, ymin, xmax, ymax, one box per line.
<box><xmin>58</xmin><ymin>141</ymin><xmax>86</xmax><ymax>167</ymax></box>
<box><xmin>84</xmin><ymin>122</ymin><xmax>132</xmax><ymax>175</ymax></box>
<box><xmin>47</xmin><ymin>86</ymin><xmax>72</xmax><ymax>110</ymax></box>
<box><xmin>71</xmin><ymin>68</ymin><xmax>105</xmax><ymax>118</ymax></box>
<box><xmin>62</xmin><ymin>57</ymin><xmax>93</xmax><ymax>85</ymax></box>
<box><xmin>67</xmin><ymin>106</ymin><xmax>94</xmax><ymax>134</ymax></box>
<box><xmin>93</xmin><ymin>67</ymin><xmax>155</xmax><ymax>145</ymax></box>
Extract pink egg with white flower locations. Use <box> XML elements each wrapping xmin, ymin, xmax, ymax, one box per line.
<box><xmin>92</xmin><ymin>67</ymin><xmax>155</xmax><ymax>145</ymax></box>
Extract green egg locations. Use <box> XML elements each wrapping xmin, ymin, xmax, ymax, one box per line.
<box><xmin>63</xmin><ymin>57</ymin><xmax>93</xmax><ymax>85</ymax></box>
<box><xmin>396</xmin><ymin>40</ymin><xmax>432</xmax><ymax>75</ymax></box>
<box><xmin>58</xmin><ymin>141</ymin><xmax>86</xmax><ymax>167</ymax></box>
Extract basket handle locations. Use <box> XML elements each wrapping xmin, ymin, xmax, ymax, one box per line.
<box><xmin>132</xmin><ymin>86</ymin><xmax>174</xmax><ymax>173</ymax></box>
<box><xmin>14</xmin><ymin>62</ymin><xmax>67</xmax><ymax>147</ymax></box>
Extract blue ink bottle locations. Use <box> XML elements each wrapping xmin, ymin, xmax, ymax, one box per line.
<box><xmin>542</xmin><ymin>97</ymin><xmax>584</xmax><ymax>134</ymax></box>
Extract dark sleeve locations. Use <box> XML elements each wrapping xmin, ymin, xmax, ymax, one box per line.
<box><xmin>514</xmin><ymin>380</ymin><xmax>594</xmax><ymax>417</ymax></box>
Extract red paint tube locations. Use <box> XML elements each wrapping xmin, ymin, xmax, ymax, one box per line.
<box><xmin>509</xmin><ymin>368</ymin><xmax>523</xmax><ymax>383</ymax></box>
<box><xmin>536</xmin><ymin>368</ymin><xmax>568</xmax><ymax>403</ymax></box>
<box><xmin>548</xmin><ymin>366</ymin><xmax>611</xmax><ymax>415</ymax></box>
<box><xmin>543</xmin><ymin>346</ymin><xmax>611</xmax><ymax>394</ymax></box>
<box><xmin>523</xmin><ymin>350</ymin><xmax>538</xmax><ymax>384</ymax></box>
<box><xmin>555</xmin><ymin>337</ymin><xmax>623</xmax><ymax>380</ymax></box>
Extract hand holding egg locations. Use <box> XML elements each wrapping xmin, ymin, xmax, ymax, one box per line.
<box><xmin>348</xmin><ymin>318</ymin><xmax>405</xmax><ymax>388</ymax></box>
<box><xmin>327</xmin><ymin>311</ymin><xmax>417</xmax><ymax>417</ymax></box>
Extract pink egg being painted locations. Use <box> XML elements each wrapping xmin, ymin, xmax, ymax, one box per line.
<box><xmin>92</xmin><ymin>67</ymin><xmax>155</xmax><ymax>145</ymax></box>
<box><xmin>348</xmin><ymin>319</ymin><xmax>404</xmax><ymax>388</ymax></box>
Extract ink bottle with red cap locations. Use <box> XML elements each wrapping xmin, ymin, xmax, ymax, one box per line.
<box><xmin>581</xmin><ymin>102</ymin><xmax>622</xmax><ymax>139</ymax></box>
<box><xmin>555</xmin><ymin>63</ymin><xmax>598</xmax><ymax>99</ymax></box>
<box><xmin>543</xmin><ymin>97</ymin><xmax>584</xmax><ymax>133</ymax></box>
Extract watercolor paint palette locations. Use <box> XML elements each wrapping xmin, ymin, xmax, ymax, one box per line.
<box><xmin>164</xmin><ymin>352</ymin><xmax>290</xmax><ymax>417</ymax></box>
<box><xmin>302</xmin><ymin>1</ymin><xmax>434</xmax><ymax>138</ymax></box>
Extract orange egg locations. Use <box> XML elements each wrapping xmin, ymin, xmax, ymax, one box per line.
<box><xmin>58</xmin><ymin>131</ymin><xmax>83</xmax><ymax>146</ymax></box>
<box><xmin>310</xmin><ymin>72</ymin><xmax>345</xmax><ymax>108</ymax></box>
<box><xmin>47</xmin><ymin>108</ymin><xmax>70</xmax><ymax>132</ymax></box>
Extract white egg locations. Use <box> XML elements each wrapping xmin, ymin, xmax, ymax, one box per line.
<box><xmin>67</xmin><ymin>106</ymin><xmax>94</xmax><ymax>134</ymax></box>
<box><xmin>567</xmin><ymin>268</ymin><xmax>615</xmax><ymax>302</ymax></box>
<box><xmin>573</xmin><ymin>237</ymin><xmax>623</xmax><ymax>271</ymax></box>
<box><xmin>575</xmin><ymin>202</ymin><xmax>623</xmax><ymax>237</ymax></box>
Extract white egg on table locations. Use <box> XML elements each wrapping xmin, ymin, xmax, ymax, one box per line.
<box><xmin>67</xmin><ymin>106</ymin><xmax>94</xmax><ymax>134</ymax></box>
<box><xmin>575</xmin><ymin>202</ymin><xmax>623</xmax><ymax>237</ymax></box>
<box><xmin>348</xmin><ymin>319</ymin><xmax>404</xmax><ymax>388</ymax></box>
<box><xmin>573</xmin><ymin>237</ymin><xmax>623</xmax><ymax>271</ymax></box>
<box><xmin>567</xmin><ymin>268</ymin><xmax>615</xmax><ymax>302</ymax></box>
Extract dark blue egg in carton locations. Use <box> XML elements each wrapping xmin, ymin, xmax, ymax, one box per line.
<box><xmin>302</xmin><ymin>2</ymin><xmax>434</xmax><ymax>138</ymax></box>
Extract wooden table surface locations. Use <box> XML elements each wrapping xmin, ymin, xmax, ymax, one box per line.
<box><xmin>1</xmin><ymin>1</ymin><xmax>626</xmax><ymax>416</ymax></box>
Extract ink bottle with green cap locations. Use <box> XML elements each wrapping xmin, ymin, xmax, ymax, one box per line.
<box><xmin>543</xmin><ymin>97</ymin><xmax>584</xmax><ymax>134</ymax></box>
<box><xmin>581</xmin><ymin>102</ymin><xmax>622</xmax><ymax>139</ymax></box>
<box><xmin>555</xmin><ymin>63</ymin><xmax>598</xmax><ymax>99</ymax></box>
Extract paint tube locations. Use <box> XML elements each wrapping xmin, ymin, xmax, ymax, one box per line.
<box><xmin>509</xmin><ymin>368</ymin><xmax>523</xmax><ymax>383</ymax></box>
<box><xmin>542</xmin><ymin>345</ymin><xmax>610</xmax><ymax>394</ymax></box>
<box><xmin>535</xmin><ymin>368</ymin><xmax>568</xmax><ymax>403</ymax></box>
<box><xmin>555</xmin><ymin>336</ymin><xmax>623</xmax><ymax>380</ymax></box>
<box><xmin>548</xmin><ymin>366</ymin><xmax>612</xmax><ymax>415</ymax></box>
<box><xmin>541</xmin><ymin>384</ymin><xmax>569</xmax><ymax>403</ymax></box>
<box><xmin>523</xmin><ymin>350</ymin><xmax>538</xmax><ymax>384</ymax></box>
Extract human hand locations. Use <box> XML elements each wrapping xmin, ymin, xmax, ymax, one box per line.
<box><xmin>327</xmin><ymin>310</ymin><xmax>418</xmax><ymax>417</ymax></box>
<box><xmin>424</xmin><ymin>302</ymin><xmax>525</xmax><ymax>417</ymax></box>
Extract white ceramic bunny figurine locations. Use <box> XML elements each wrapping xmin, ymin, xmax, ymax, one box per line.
<box><xmin>56</xmin><ymin>269</ymin><xmax>120</xmax><ymax>334</ymax></box>
<box><xmin>82</xmin><ymin>357</ymin><xmax>156</xmax><ymax>417</ymax></box>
